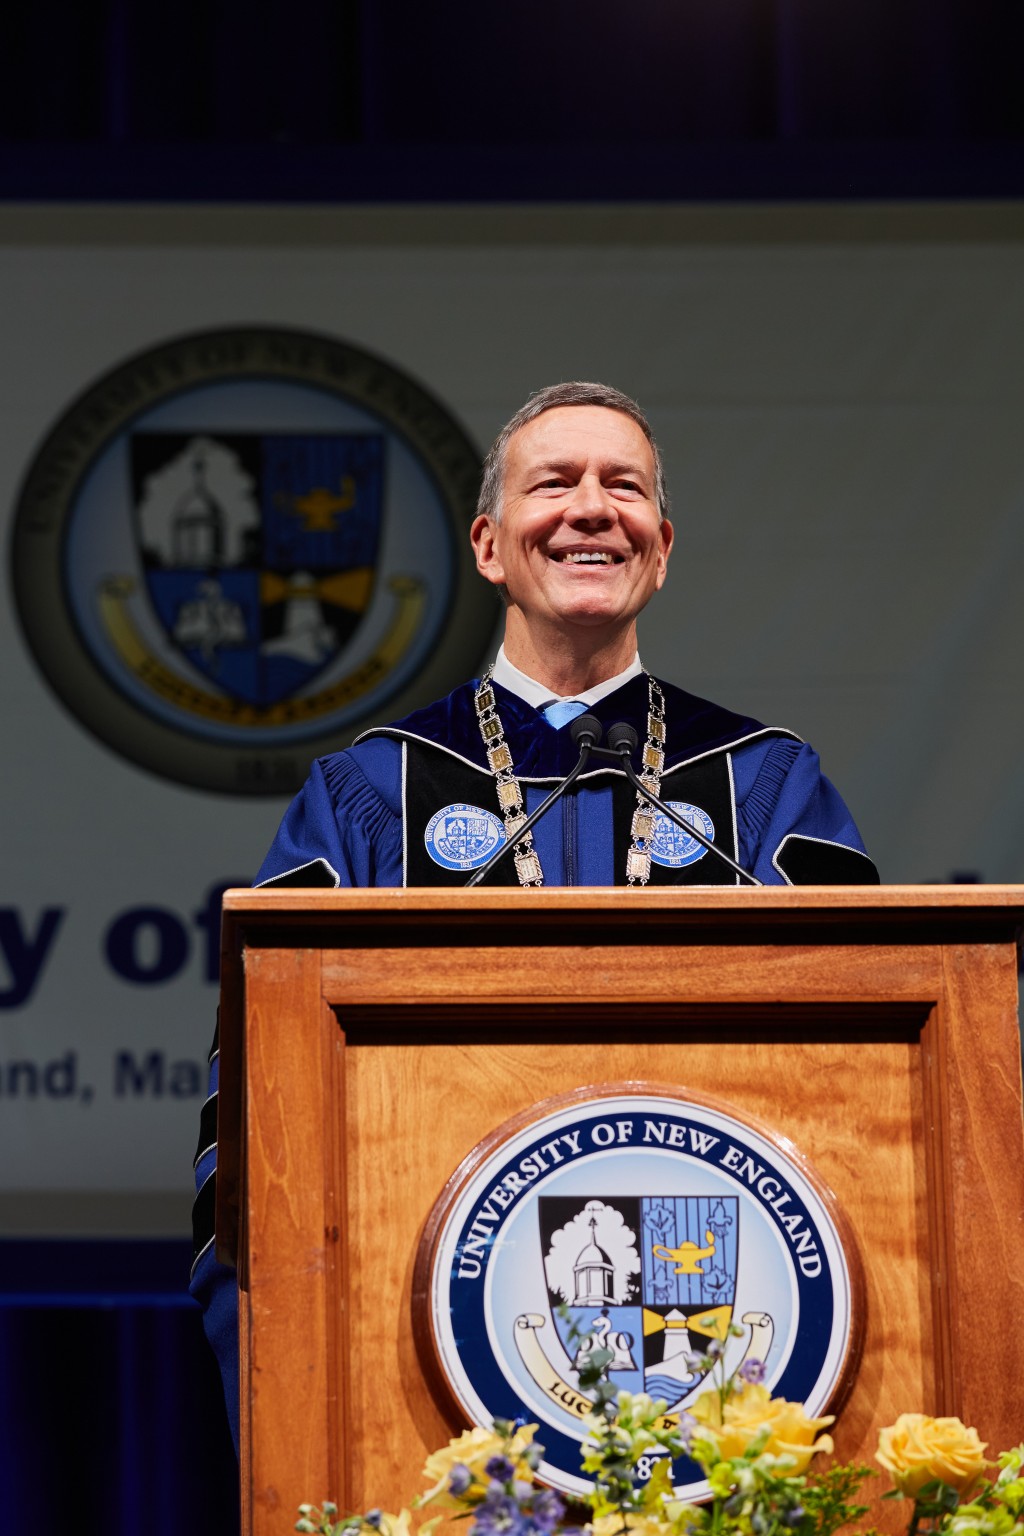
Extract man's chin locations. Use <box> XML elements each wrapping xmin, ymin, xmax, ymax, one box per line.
<box><xmin>551</xmin><ymin>601</ymin><xmax>634</xmax><ymax>630</ymax></box>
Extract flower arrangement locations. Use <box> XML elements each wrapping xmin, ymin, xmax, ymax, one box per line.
<box><xmin>296</xmin><ymin>1325</ymin><xmax>1024</xmax><ymax>1536</ymax></box>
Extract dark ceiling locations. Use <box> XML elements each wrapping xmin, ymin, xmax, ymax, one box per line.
<box><xmin>2</xmin><ymin>0</ymin><xmax>1022</xmax><ymax>200</ymax></box>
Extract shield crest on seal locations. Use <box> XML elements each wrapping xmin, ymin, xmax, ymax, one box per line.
<box><xmin>131</xmin><ymin>429</ymin><xmax>384</xmax><ymax>708</ymax></box>
<box><xmin>541</xmin><ymin>1195</ymin><xmax>739</xmax><ymax>1408</ymax></box>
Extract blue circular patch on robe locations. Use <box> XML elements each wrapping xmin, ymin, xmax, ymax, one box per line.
<box><xmin>425</xmin><ymin>802</ymin><xmax>506</xmax><ymax>871</ymax></box>
<box><xmin>650</xmin><ymin>801</ymin><xmax>714</xmax><ymax>868</ymax></box>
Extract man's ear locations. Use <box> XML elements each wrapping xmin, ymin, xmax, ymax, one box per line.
<box><xmin>654</xmin><ymin>517</ymin><xmax>674</xmax><ymax>590</ymax></box>
<box><xmin>470</xmin><ymin>514</ymin><xmax>507</xmax><ymax>588</ymax></box>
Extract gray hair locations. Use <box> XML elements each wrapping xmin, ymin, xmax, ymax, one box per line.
<box><xmin>476</xmin><ymin>381</ymin><xmax>669</xmax><ymax>524</ymax></box>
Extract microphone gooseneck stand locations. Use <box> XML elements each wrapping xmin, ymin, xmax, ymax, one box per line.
<box><xmin>465</xmin><ymin>714</ymin><xmax>761</xmax><ymax>888</ymax></box>
<box><xmin>464</xmin><ymin>713</ymin><xmax>603</xmax><ymax>887</ymax></box>
<box><xmin>600</xmin><ymin>721</ymin><xmax>762</xmax><ymax>887</ymax></box>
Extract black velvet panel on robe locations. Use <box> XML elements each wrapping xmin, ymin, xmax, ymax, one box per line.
<box><xmin>374</xmin><ymin>676</ymin><xmax>778</xmax><ymax>888</ymax></box>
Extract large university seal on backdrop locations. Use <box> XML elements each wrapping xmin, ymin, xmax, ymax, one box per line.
<box><xmin>10</xmin><ymin>328</ymin><xmax>492</xmax><ymax>793</ymax></box>
<box><xmin>415</xmin><ymin>1085</ymin><xmax>862</xmax><ymax>1501</ymax></box>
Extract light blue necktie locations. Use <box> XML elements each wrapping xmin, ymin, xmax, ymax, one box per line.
<box><xmin>542</xmin><ymin>699</ymin><xmax>589</xmax><ymax>730</ymax></box>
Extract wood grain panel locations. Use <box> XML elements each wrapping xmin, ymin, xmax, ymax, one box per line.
<box><xmin>932</xmin><ymin>943</ymin><xmax>1024</xmax><ymax>1435</ymax></box>
<box><xmin>340</xmin><ymin>1028</ymin><xmax>932</xmax><ymax>1519</ymax></box>
<box><xmin>322</xmin><ymin>944</ymin><xmax>941</xmax><ymax>1007</ymax></box>
<box><xmin>245</xmin><ymin>947</ymin><xmax>338</xmax><ymax>1527</ymax></box>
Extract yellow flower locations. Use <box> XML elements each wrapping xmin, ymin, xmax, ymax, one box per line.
<box><xmin>419</xmin><ymin>1424</ymin><xmax>538</xmax><ymax>1505</ymax></box>
<box><xmin>593</xmin><ymin>1514</ymin><xmax>678</xmax><ymax>1536</ymax></box>
<box><xmin>876</xmin><ymin>1414</ymin><xmax>988</xmax><ymax>1497</ymax></box>
<box><xmin>691</xmin><ymin>1384</ymin><xmax>835</xmax><ymax>1474</ymax></box>
<box><xmin>378</xmin><ymin>1513</ymin><xmax>414</xmax><ymax>1536</ymax></box>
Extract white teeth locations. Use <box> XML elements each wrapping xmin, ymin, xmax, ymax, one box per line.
<box><xmin>557</xmin><ymin>551</ymin><xmax>614</xmax><ymax>564</ymax></box>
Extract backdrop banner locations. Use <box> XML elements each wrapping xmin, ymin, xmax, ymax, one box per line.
<box><xmin>2</xmin><ymin>204</ymin><xmax>1022</xmax><ymax>1235</ymax></box>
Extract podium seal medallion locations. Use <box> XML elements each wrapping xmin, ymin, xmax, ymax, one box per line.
<box><xmin>415</xmin><ymin>1084</ymin><xmax>862</xmax><ymax>1501</ymax></box>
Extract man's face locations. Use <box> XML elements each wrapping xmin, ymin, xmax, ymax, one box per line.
<box><xmin>471</xmin><ymin>405</ymin><xmax>673</xmax><ymax>634</ymax></box>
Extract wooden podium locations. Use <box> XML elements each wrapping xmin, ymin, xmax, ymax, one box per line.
<box><xmin>217</xmin><ymin>886</ymin><xmax>1024</xmax><ymax>1533</ymax></box>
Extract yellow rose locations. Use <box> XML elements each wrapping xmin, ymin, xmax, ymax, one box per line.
<box><xmin>419</xmin><ymin>1424</ymin><xmax>538</xmax><ymax>1505</ymax></box>
<box><xmin>876</xmin><ymin>1414</ymin><xmax>988</xmax><ymax>1497</ymax></box>
<box><xmin>691</xmin><ymin>1384</ymin><xmax>835</xmax><ymax>1474</ymax></box>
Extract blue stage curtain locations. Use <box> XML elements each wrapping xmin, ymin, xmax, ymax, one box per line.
<box><xmin>0</xmin><ymin>1240</ymin><xmax>238</xmax><ymax>1536</ymax></box>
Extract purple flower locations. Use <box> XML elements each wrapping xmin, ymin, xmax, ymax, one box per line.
<box><xmin>472</xmin><ymin>1489</ymin><xmax>528</xmax><ymax>1536</ymax></box>
<box><xmin>448</xmin><ymin>1464</ymin><xmax>473</xmax><ymax>1497</ymax></box>
<box><xmin>486</xmin><ymin>1455</ymin><xmax>516</xmax><ymax>1484</ymax></box>
<box><xmin>676</xmin><ymin>1412</ymin><xmax>698</xmax><ymax>1453</ymax></box>
<box><xmin>530</xmin><ymin>1489</ymin><xmax>565</xmax><ymax>1531</ymax></box>
<box><xmin>365</xmin><ymin>1512</ymin><xmax>382</xmax><ymax>1529</ymax></box>
<box><xmin>738</xmin><ymin>1359</ymin><xmax>766</xmax><ymax>1385</ymax></box>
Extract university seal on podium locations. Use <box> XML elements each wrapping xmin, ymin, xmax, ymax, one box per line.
<box><xmin>415</xmin><ymin>1085</ymin><xmax>862</xmax><ymax>1501</ymax></box>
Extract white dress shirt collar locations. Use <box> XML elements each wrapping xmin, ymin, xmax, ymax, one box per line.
<box><xmin>490</xmin><ymin>645</ymin><xmax>643</xmax><ymax>709</ymax></box>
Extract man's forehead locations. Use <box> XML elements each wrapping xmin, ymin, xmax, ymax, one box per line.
<box><xmin>506</xmin><ymin>404</ymin><xmax>654</xmax><ymax>471</ymax></box>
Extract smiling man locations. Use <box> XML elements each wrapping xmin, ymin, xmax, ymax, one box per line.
<box><xmin>249</xmin><ymin>380</ymin><xmax>876</xmax><ymax>892</ymax></box>
<box><xmin>192</xmin><ymin>382</ymin><xmax>877</xmax><ymax>1449</ymax></box>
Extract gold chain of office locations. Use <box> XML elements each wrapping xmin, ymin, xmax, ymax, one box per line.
<box><xmin>473</xmin><ymin>669</ymin><xmax>667</xmax><ymax>886</ymax></box>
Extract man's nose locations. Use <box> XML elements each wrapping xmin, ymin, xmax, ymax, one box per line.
<box><xmin>566</xmin><ymin>474</ymin><xmax>615</xmax><ymax>523</ymax></box>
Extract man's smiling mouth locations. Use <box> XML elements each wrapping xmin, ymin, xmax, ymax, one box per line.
<box><xmin>549</xmin><ymin>550</ymin><xmax>623</xmax><ymax>564</ymax></box>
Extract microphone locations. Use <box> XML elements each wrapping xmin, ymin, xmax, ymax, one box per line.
<box><xmin>598</xmin><ymin>721</ymin><xmax>762</xmax><ymax>887</ymax></box>
<box><xmin>606</xmin><ymin>721</ymin><xmax>639</xmax><ymax>755</ymax></box>
<box><xmin>569</xmin><ymin>712</ymin><xmax>603</xmax><ymax>751</ymax></box>
<box><xmin>465</xmin><ymin>713</ymin><xmax>603</xmax><ymax>887</ymax></box>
